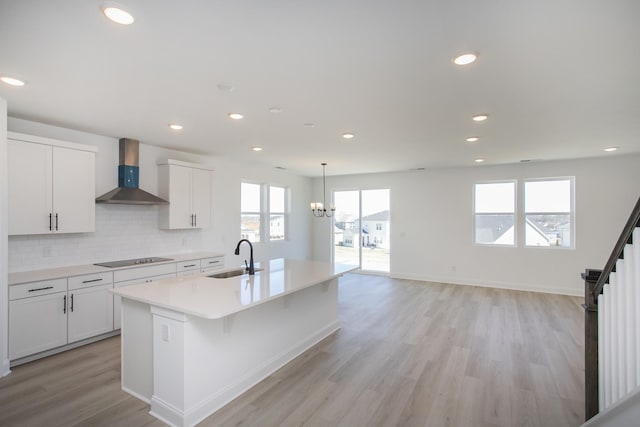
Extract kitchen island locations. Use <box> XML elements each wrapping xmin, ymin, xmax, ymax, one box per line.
<box><xmin>112</xmin><ymin>258</ymin><xmax>357</xmax><ymax>427</ymax></box>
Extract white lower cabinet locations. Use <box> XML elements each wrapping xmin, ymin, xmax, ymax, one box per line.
<box><xmin>200</xmin><ymin>256</ymin><xmax>224</xmax><ymax>275</ymax></box>
<box><xmin>9</xmin><ymin>255</ymin><xmax>223</xmax><ymax>362</ymax></box>
<box><xmin>113</xmin><ymin>263</ymin><xmax>177</xmax><ymax>330</ymax></box>
<box><xmin>9</xmin><ymin>290</ymin><xmax>68</xmax><ymax>360</ymax></box>
<box><xmin>176</xmin><ymin>259</ymin><xmax>201</xmax><ymax>277</ymax></box>
<box><xmin>9</xmin><ymin>273</ymin><xmax>114</xmax><ymax>361</ymax></box>
<box><xmin>67</xmin><ymin>284</ymin><xmax>114</xmax><ymax>343</ymax></box>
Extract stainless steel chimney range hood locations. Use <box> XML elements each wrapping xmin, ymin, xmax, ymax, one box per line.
<box><xmin>96</xmin><ymin>138</ymin><xmax>169</xmax><ymax>205</ymax></box>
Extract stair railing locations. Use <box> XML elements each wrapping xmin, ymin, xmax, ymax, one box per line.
<box><xmin>583</xmin><ymin>196</ymin><xmax>640</xmax><ymax>421</ymax></box>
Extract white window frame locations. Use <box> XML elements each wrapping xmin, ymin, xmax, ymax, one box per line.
<box><xmin>268</xmin><ymin>185</ymin><xmax>289</xmax><ymax>242</ymax></box>
<box><xmin>473</xmin><ymin>180</ymin><xmax>517</xmax><ymax>247</ymax></box>
<box><xmin>240</xmin><ymin>181</ymin><xmax>262</xmax><ymax>243</ymax></box>
<box><xmin>241</xmin><ymin>181</ymin><xmax>289</xmax><ymax>243</ymax></box>
<box><xmin>522</xmin><ymin>177</ymin><xmax>575</xmax><ymax>249</ymax></box>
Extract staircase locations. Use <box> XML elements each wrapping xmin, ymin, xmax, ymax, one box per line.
<box><xmin>583</xmin><ymin>196</ymin><xmax>640</xmax><ymax>422</ymax></box>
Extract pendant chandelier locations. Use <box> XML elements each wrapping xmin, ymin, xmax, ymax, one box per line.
<box><xmin>310</xmin><ymin>163</ymin><xmax>335</xmax><ymax>218</ymax></box>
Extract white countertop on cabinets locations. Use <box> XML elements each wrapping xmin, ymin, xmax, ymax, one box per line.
<box><xmin>8</xmin><ymin>251</ymin><xmax>224</xmax><ymax>285</ymax></box>
<box><xmin>112</xmin><ymin>258</ymin><xmax>358</xmax><ymax>319</ymax></box>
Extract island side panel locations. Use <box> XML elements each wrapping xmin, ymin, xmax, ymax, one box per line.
<box><xmin>121</xmin><ymin>298</ymin><xmax>154</xmax><ymax>402</ymax></box>
<box><xmin>149</xmin><ymin>277</ymin><xmax>340</xmax><ymax>427</ymax></box>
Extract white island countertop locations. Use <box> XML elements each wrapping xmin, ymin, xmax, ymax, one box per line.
<box><xmin>112</xmin><ymin>258</ymin><xmax>358</xmax><ymax>319</ymax></box>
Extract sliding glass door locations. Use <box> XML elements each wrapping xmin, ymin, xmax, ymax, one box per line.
<box><xmin>333</xmin><ymin>191</ymin><xmax>360</xmax><ymax>267</ymax></box>
<box><xmin>333</xmin><ymin>189</ymin><xmax>390</xmax><ymax>273</ymax></box>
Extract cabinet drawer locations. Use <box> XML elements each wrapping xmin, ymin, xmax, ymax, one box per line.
<box><xmin>114</xmin><ymin>273</ymin><xmax>177</xmax><ymax>288</ymax></box>
<box><xmin>9</xmin><ymin>278</ymin><xmax>67</xmax><ymax>300</ymax></box>
<box><xmin>201</xmin><ymin>257</ymin><xmax>224</xmax><ymax>270</ymax></box>
<box><xmin>68</xmin><ymin>272</ymin><xmax>114</xmax><ymax>290</ymax></box>
<box><xmin>177</xmin><ymin>269</ymin><xmax>201</xmax><ymax>277</ymax></box>
<box><xmin>114</xmin><ymin>263</ymin><xmax>176</xmax><ymax>282</ymax></box>
<box><xmin>176</xmin><ymin>260</ymin><xmax>201</xmax><ymax>273</ymax></box>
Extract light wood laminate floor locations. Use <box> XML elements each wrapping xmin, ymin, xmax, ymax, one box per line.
<box><xmin>0</xmin><ymin>274</ymin><xmax>585</xmax><ymax>426</ymax></box>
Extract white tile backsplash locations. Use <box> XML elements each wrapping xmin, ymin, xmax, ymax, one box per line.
<box><xmin>8</xmin><ymin>204</ymin><xmax>204</xmax><ymax>272</ymax></box>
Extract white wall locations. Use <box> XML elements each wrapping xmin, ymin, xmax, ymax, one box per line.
<box><xmin>0</xmin><ymin>98</ymin><xmax>10</xmax><ymax>376</ymax></box>
<box><xmin>312</xmin><ymin>155</ymin><xmax>640</xmax><ymax>296</ymax></box>
<box><xmin>7</xmin><ymin>118</ymin><xmax>312</xmax><ymax>272</ymax></box>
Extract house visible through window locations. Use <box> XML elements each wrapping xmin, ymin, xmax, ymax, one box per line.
<box><xmin>474</xmin><ymin>181</ymin><xmax>516</xmax><ymax>245</ymax></box>
<box><xmin>524</xmin><ymin>178</ymin><xmax>573</xmax><ymax>247</ymax></box>
<box><xmin>241</xmin><ymin>182</ymin><xmax>288</xmax><ymax>242</ymax></box>
<box><xmin>269</xmin><ymin>186</ymin><xmax>286</xmax><ymax>241</ymax></box>
<box><xmin>241</xmin><ymin>182</ymin><xmax>261</xmax><ymax>242</ymax></box>
<box><xmin>474</xmin><ymin>178</ymin><xmax>574</xmax><ymax>248</ymax></box>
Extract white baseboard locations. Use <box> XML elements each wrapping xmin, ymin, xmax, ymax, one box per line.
<box><xmin>390</xmin><ymin>273</ymin><xmax>583</xmax><ymax>297</ymax></box>
<box><xmin>10</xmin><ymin>330</ymin><xmax>120</xmax><ymax>367</ymax></box>
<box><xmin>0</xmin><ymin>359</ymin><xmax>10</xmax><ymax>377</ymax></box>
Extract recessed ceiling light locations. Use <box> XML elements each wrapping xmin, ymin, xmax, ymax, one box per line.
<box><xmin>252</xmin><ymin>146</ymin><xmax>263</xmax><ymax>152</ymax></box>
<box><xmin>101</xmin><ymin>3</ymin><xmax>134</xmax><ymax>25</ymax></box>
<box><xmin>342</xmin><ymin>133</ymin><xmax>355</xmax><ymax>140</ymax></box>
<box><xmin>0</xmin><ymin>76</ymin><xmax>25</xmax><ymax>86</ymax></box>
<box><xmin>472</xmin><ymin>114</ymin><xmax>489</xmax><ymax>122</ymax></box>
<box><xmin>474</xmin><ymin>158</ymin><xmax>485</xmax><ymax>163</ymax></box>
<box><xmin>453</xmin><ymin>53</ymin><xmax>477</xmax><ymax>65</ymax></box>
<box><xmin>229</xmin><ymin>113</ymin><xmax>244</xmax><ymax>120</ymax></box>
<box><xmin>603</xmin><ymin>146</ymin><xmax>618</xmax><ymax>152</ymax></box>
<box><xmin>268</xmin><ymin>107</ymin><xmax>282</xmax><ymax>114</ymax></box>
<box><xmin>217</xmin><ymin>82</ymin><xmax>234</xmax><ymax>92</ymax></box>
<box><xmin>466</xmin><ymin>137</ymin><xmax>479</xmax><ymax>142</ymax></box>
<box><xmin>303</xmin><ymin>123</ymin><xmax>316</xmax><ymax>128</ymax></box>
<box><xmin>169</xmin><ymin>124</ymin><xmax>183</xmax><ymax>130</ymax></box>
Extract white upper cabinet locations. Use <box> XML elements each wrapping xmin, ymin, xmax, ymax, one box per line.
<box><xmin>8</xmin><ymin>132</ymin><xmax>97</xmax><ymax>235</ymax></box>
<box><xmin>158</xmin><ymin>159</ymin><xmax>212</xmax><ymax>229</ymax></box>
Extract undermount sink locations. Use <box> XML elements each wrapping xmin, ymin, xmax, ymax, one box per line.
<box><xmin>208</xmin><ymin>268</ymin><xmax>263</xmax><ymax>279</ymax></box>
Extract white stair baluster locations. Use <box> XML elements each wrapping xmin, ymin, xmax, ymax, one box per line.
<box><xmin>610</xmin><ymin>272</ymin><xmax>619</xmax><ymax>404</ymax></box>
<box><xmin>634</xmin><ymin>227</ymin><xmax>640</xmax><ymax>388</ymax></box>
<box><xmin>625</xmin><ymin>243</ymin><xmax>637</xmax><ymax>392</ymax></box>
<box><xmin>616</xmin><ymin>259</ymin><xmax>628</xmax><ymax>398</ymax></box>
<box><xmin>598</xmin><ymin>292</ymin><xmax>606</xmax><ymax>410</ymax></box>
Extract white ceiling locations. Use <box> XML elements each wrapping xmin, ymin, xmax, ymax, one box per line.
<box><xmin>1</xmin><ymin>0</ymin><xmax>639</xmax><ymax>177</ymax></box>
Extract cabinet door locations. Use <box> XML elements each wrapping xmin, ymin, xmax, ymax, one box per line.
<box><xmin>9</xmin><ymin>292</ymin><xmax>67</xmax><ymax>360</ymax></box>
<box><xmin>191</xmin><ymin>168</ymin><xmax>211</xmax><ymax>228</ymax></box>
<box><xmin>169</xmin><ymin>165</ymin><xmax>193</xmax><ymax>229</ymax></box>
<box><xmin>8</xmin><ymin>140</ymin><xmax>53</xmax><ymax>235</ymax></box>
<box><xmin>113</xmin><ymin>273</ymin><xmax>176</xmax><ymax>329</ymax></box>
<box><xmin>67</xmin><ymin>284</ymin><xmax>114</xmax><ymax>343</ymax></box>
<box><xmin>52</xmin><ymin>146</ymin><xmax>95</xmax><ymax>233</ymax></box>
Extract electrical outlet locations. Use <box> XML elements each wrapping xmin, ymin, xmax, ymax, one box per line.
<box><xmin>43</xmin><ymin>246</ymin><xmax>52</xmax><ymax>257</ymax></box>
<box><xmin>162</xmin><ymin>324</ymin><xmax>170</xmax><ymax>342</ymax></box>
<box><xmin>451</xmin><ymin>265</ymin><xmax>457</xmax><ymax>272</ymax></box>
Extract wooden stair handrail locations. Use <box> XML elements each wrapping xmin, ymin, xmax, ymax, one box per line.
<box><xmin>593</xmin><ymin>196</ymin><xmax>640</xmax><ymax>299</ymax></box>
